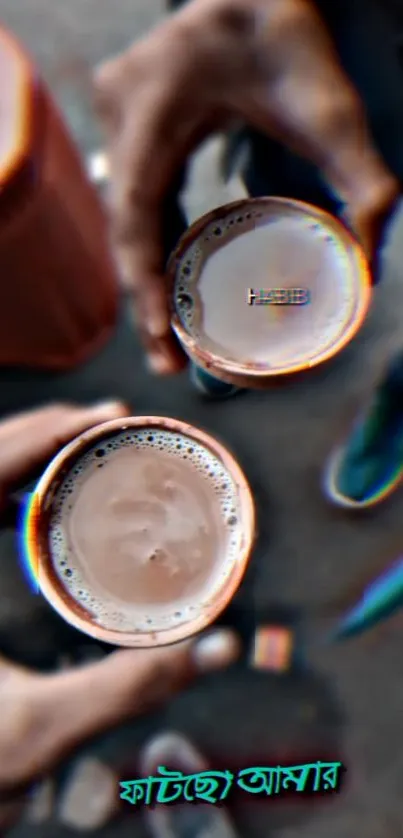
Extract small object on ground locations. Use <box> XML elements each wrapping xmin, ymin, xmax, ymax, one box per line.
<box><xmin>251</xmin><ymin>626</ymin><xmax>294</xmax><ymax>671</ymax></box>
<box><xmin>140</xmin><ymin>732</ymin><xmax>240</xmax><ymax>838</ymax></box>
<box><xmin>24</xmin><ymin>778</ymin><xmax>55</xmax><ymax>824</ymax></box>
<box><xmin>58</xmin><ymin>757</ymin><xmax>118</xmax><ymax>831</ymax></box>
<box><xmin>328</xmin><ymin>556</ymin><xmax>403</xmax><ymax>641</ymax></box>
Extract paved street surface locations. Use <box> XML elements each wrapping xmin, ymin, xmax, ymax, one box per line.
<box><xmin>2</xmin><ymin>2</ymin><xmax>403</xmax><ymax>837</ymax></box>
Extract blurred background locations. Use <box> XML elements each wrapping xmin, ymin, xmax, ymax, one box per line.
<box><xmin>2</xmin><ymin>2</ymin><xmax>403</xmax><ymax>837</ymax></box>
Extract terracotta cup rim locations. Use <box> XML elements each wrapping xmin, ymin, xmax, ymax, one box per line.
<box><xmin>0</xmin><ymin>28</ymin><xmax>33</xmax><ymax>188</ymax></box>
<box><xmin>168</xmin><ymin>196</ymin><xmax>372</xmax><ymax>384</ymax></box>
<box><xmin>24</xmin><ymin>415</ymin><xmax>255</xmax><ymax>648</ymax></box>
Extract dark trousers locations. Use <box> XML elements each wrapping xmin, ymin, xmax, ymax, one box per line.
<box><xmin>379</xmin><ymin>350</ymin><xmax>403</xmax><ymax>400</ymax></box>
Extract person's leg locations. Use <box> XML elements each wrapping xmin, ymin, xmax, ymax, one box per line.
<box><xmin>324</xmin><ymin>348</ymin><xmax>403</xmax><ymax>508</ymax></box>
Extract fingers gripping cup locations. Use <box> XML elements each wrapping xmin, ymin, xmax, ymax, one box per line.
<box><xmin>24</xmin><ymin>417</ymin><xmax>255</xmax><ymax>647</ymax></box>
<box><xmin>168</xmin><ymin>198</ymin><xmax>371</xmax><ymax>388</ymax></box>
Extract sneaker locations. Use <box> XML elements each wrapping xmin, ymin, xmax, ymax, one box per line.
<box><xmin>190</xmin><ymin>365</ymin><xmax>243</xmax><ymax>401</ymax></box>
<box><xmin>140</xmin><ymin>733</ymin><xmax>239</xmax><ymax>838</ymax></box>
<box><xmin>323</xmin><ymin>389</ymin><xmax>403</xmax><ymax>509</ymax></box>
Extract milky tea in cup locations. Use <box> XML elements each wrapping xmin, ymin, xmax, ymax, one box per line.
<box><xmin>169</xmin><ymin>197</ymin><xmax>371</xmax><ymax>387</ymax></box>
<box><xmin>24</xmin><ymin>417</ymin><xmax>255</xmax><ymax>647</ymax></box>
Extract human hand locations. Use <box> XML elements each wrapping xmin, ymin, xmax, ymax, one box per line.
<box><xmin>94</xmin><ymin>0</ymin><xmax>399</xmax><ymax>375</ymax></box>
<box><xmin>0</xmin><ymin>401</ymin><xmax>240</xmax><ymax>827</ymax></box>
<box><xmin>0</xmin><ymin>401</ymin><xmax>130</xmax><ymax>515</ymax></box>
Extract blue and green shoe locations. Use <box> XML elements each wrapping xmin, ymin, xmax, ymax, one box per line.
<box><xmin>324</xmin><ymin>387</ymin><xmax>403</xmax><ymax>509</ymax></box>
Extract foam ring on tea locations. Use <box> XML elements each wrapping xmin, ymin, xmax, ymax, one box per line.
<box><xmin>46</xmin><ymin>427</ymin><xmax>247</xmax><ymax>635</ymax></box>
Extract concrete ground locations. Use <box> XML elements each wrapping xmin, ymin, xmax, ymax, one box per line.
<box><xmin>2</xmin><ymin>1</ymin><xmax>403</xmax><ymax>837</ymax></box>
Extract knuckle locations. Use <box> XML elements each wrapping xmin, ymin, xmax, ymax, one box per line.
<box><xmin>110</xmin><ymin>209</ymin><xmax>138</xmax><ymax>249</ymax></box>
<box><xmin>280</xmin><ymin>0</ymin><xmax>324</xmax><ymax>29</ymax></box>
<box><xmin>92</xmin><ymin>86</ymin><xmax>113</xmax><ymax>124</ymax></box>
<box><xmin>109</xmin><ymin>189</ymin><xmax>150</xmax><ymax>246</ymax></box>
<box><xmin>93</xmin><ymin>58</ymin><xmax>119</xmax><ymax>94</ymax></box>
<box><xmin>92</xmin><ymin>58</ymin><xmax>127</xmax><ymax>123</ymax></box>
<box><xmin>263</xmin><ymin>0</ymin><xmax>315</xmax><ymax>40</ymax></box>
<box><xmin>321</xmin><ymin>91</ymin><xmax>364</xmax><ymax>140</ymax></box>
<box><xmin>44</xmin><ymin>404</ymin><xmax>74</xmax><ymax>422</ymax></box>
<box><xmin>138</xmin><ymin>661</ymin><xmax>173</xmax><ymax>708</ymax></box>
<box><xmin>210</xmin><ymin>1</ymin><xmax>254</xmax><ymax>35</ymax></box>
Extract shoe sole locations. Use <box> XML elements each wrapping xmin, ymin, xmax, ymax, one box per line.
<box><xmin>323</xmin><ymin>445</ymin><xmax>403</xmax><ymax>509</ymax></box>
